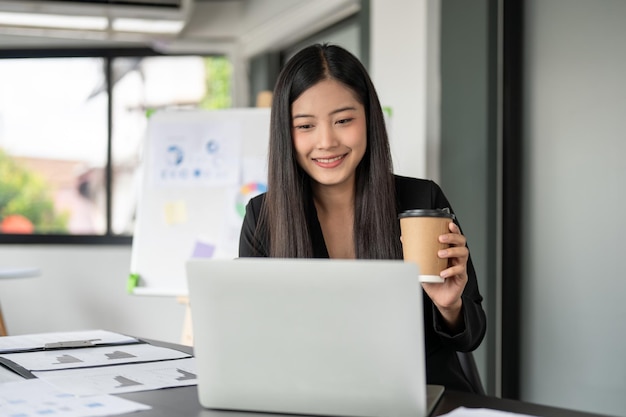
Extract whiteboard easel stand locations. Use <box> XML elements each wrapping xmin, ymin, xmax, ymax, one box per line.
<box><xmin>177</xmin><ymin>296</ymin><xmax>193</xmax><ymax>346</ymax></box>
<box><xmin>129</xmin><ymin>108</ymin><xmax>271</xmax><ymax>346</ymax></box>
<box><xmin>131</xmin><ymin>288</ymin><xmax>194</xmax><ymax>346</ymax></box>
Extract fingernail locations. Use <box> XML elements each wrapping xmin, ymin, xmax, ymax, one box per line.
<box><xmin>438</xmin><ymin>250</ymin><xmax>447</xmax><ymax>257</ymax></box>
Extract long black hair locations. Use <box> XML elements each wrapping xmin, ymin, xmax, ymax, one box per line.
<box><xmin>259</xmin><ymin>43</ymin><xmax>401</xmax><ymax>259</ymax></box>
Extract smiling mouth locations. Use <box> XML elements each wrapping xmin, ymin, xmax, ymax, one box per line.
<box><xmin>314</xmin><ymin>154</ymin><xmax>346</xmax><ymax>163</ymax></box>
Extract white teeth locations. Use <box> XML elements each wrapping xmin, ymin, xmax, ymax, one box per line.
<box><xmin>316</xmin><ymin>155</ymin><xmax>343</xmax><ymax>163</ymax></box>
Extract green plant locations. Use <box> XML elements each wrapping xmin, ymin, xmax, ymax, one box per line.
<box><xmin>198</xmin><ymin>56</ymin><xmax>232</xmax><ymax>110</ymax></box>
<box><xmin>0</xmin><ymin>149</ymin><xmax>68</xmax><ymax>233</ymax></box>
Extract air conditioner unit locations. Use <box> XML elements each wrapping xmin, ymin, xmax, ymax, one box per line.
<box><xmin>0</xmin><ymin>0</ymin><xmax>193</xmax><ymax>35</ymax></box>
<box><xmin>0</xmin><ymin>0</ymin><xmax>192</xmax><ymax>19</ymax></box>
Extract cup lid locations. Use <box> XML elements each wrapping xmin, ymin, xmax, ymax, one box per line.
<box><xmin>398</xmin><ymin>208</ymin><xmax>455</xmax><ymax>219</ymax></box>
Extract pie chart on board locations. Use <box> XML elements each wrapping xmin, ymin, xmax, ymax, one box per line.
<box><xmin>236</xmin><ymin>182</ymin><xmax>267</xmax><ymax>218</ymax></box>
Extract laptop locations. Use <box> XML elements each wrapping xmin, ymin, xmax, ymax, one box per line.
<box><xmin>186</xmin><ymin>258</ymin><xmax>444</xmax><ymax>417</ymax></box>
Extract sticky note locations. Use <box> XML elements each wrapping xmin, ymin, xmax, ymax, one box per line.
<box><xmin>191</xmin><ymin>241</ymin><xmax>215</xmax><ymax>259</ymax></box>
<box><xmin>163</xmin><ymin>200</ymin><xmax>188</xmax><ymax>225</ymax></box>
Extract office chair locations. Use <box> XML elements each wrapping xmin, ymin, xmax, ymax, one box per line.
<box><xmin>456</xmin><ymin>351</ymin><xmax>486</xmax><ymax>395</ymax></box>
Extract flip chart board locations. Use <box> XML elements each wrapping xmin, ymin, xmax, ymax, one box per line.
<box><xmin>129</xmin><ymin>108</ymin><xmax>270</xmax><ymax>296</ymax></box>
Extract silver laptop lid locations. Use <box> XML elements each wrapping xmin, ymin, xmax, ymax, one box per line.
<box><xmin>187</xmin><ymin>258</ymin><xmax>427</xmax><ymax>417</ymax></box>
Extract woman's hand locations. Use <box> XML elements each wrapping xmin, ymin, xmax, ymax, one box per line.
<box><xmin>421</xmin><ymin>221</ymin><xmax>469</xmax><ymax>332</ymax></box>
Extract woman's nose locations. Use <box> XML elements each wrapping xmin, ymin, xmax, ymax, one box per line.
<box><xmin>316</xmin><ymin>124</ymin><xmax>339</xmax><ymax>149</ymax></box>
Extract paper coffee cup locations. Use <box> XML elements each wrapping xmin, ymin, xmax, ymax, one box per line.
<box><xmin>398</xmin><ymin>209</ymin><xmax>455</xmax><ymax>283</ymax></box>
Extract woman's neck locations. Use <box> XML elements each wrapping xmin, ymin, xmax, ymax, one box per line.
<box><xmin>312</xmin><ymin>181</ymin><xmax>356</xmax><ymax>259</ymax></box>
<box><xmin>311</xmin><ymin>181</ymin><xmax>355</xmax><ymax>214</ymax></box>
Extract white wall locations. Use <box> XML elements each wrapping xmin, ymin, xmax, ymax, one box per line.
<box><xmin>521</xmin><ymin>1</ymin><xmax>626</xmax><ymax>415</ymax></box>
<box><xmin>1</xmin><ymin>1</ymin><xmax>431</xmax><ymax>345</ymax></box>
<box><xmin>370</xmin><ymin>0</ymin><xmax>428</xmax><ymax>179</ymax></box>
<box><xmin>0</xmin><ymin>246</ymin><xmax>186</xmax><ymax>342</ymax></box>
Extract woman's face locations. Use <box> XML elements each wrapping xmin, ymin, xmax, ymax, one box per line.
<box><xmin>291</xmin><ymin>78</ymin><xmax>367</xmax><ymax>191</ymax></box>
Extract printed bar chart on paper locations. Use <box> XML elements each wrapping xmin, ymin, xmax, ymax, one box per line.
<box><xmin>32</xmin><ymin>357</ymin><xmax>197</xmax><ymax>396</ymax></box>
<box><xmin>0</xmin><ymin>343</ymin><xmax>190</xmax><ymax>372</ymax></box>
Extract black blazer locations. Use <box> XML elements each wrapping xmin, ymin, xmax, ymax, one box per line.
<box><xmin>239</xmin><ymin>175</ymin><xmax>487</xmax><ymax>393</ymax></box>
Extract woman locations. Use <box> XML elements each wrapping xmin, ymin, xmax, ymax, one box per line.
<box><xmin>239</xmin><ymin>43</ymin><xmax>486</xmax><ymax>393</ymax></box>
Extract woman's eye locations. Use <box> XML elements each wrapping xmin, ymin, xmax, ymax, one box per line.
<box><xmin>294</xmin><ymin>124</ymin><xmax>312</xmax><ymax>130</ymax></box>
<box><xmin>336</xmin><ymin>118</ymin><xmax>353</xmax><ymax>125</ymax></box>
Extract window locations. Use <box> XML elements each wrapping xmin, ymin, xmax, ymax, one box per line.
<box><xmin>0</xmin><ymin>49</ymin><xmax>232</xmax><ymax>244</ymax></box>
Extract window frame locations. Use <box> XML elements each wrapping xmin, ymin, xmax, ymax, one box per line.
<box><xmin>0</xmin><ymin>46</ymin><xmax>210</xmax><ymax>245</ymax></box>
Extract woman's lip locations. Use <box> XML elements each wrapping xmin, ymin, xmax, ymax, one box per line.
<box><xmin>312</xmin><ymin>153</ymin><xmax>347</xmax><ymax>168</ymax></box>
<box><xmin>314</xmin><ymin>155</ymin><xmax>344</xmax><ymax>163</ymax></box>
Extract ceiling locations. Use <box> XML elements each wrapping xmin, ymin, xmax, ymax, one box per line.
<box><xmin>0</xmin><ymin>0</ymin><xmax>361</xmax><ymax>57</ymax></box>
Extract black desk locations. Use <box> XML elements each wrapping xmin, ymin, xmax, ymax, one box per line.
<box><xmin>119</xmin><ymin>385</ymin><xmax>612</xmax><ymax>417</ymax></box>
<box><xmin>119</xmin><ymin>339</ymin><xmax>611</xmax><ymax>417</ymax></box>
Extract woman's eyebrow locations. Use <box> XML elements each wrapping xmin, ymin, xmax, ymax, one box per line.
<box><xmin>292</xmin><ymin>106</ymin><xmax>357</xmax><ymax>120</ymax></box>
